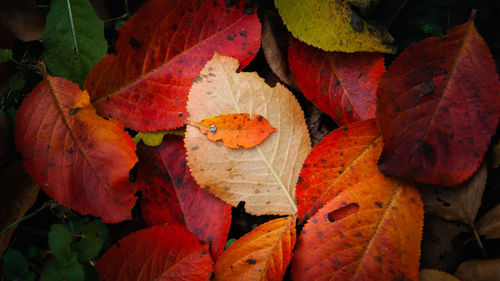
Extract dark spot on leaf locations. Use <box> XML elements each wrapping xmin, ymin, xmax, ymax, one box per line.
<box><xmin>68</xmin><ymin>147</ymin><xmax>73</xmax><ymax>154</ymax></box>
<box><xmin>421</xmin><ymin>141</ymin><xmax>436</xmax><ymax>162</ymax></box>
<box><xmin>257</xmin><ymin>115</ymin><xmax>263</xmax><ymax>121</ymax></box>
<box><xmin>213</xmin><ymin>1</ymin><xmax>218</xmax><ymax>7</ymax></box>
<box><xmin>297</xmin><ymin>176</ymin><xmax>303</xmax><ymax>184</ymax></box>
<box><xmin>317</xmin><ymin>231</ymin><xmax>323</xmax><ymax>237</ymax></box>
<box><xmin>48</xmin><ymin>162</ymin><xmax>55</xmax><ymax>167</ymax></box>
<box><xmin>69</xmin><ymin>108</ymin><xmax>79</xmax><ymax>115</ymax></box>
<box><xmin>374</xmin><ymin>201</ymin><xmax>383</xmax><ymax>208</ymax></box>
<box><xmin>354</xmin><ymin>232</ymin><xmax>362</xmax><ymax>237</ymax></box>
<box><xmin>350</xmin><ymin>12</ymin><xmax>364</xmax><ymax>32</ymax></box>
<box><xmin>129</xmin><ymin>36</ymin><xmax>141</xmax><ymax>49</ymax></box>
<box><xmin>246</xmin><ymin>258</ymin><xmax>256</xmax><ymax>264</ymax></box>
<box><xmin>173</xmin><ymin>24</ymin><xmax>178</xmax><ymax>30</ymax></box>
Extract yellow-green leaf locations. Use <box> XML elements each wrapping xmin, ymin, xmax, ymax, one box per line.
<box><xmin>133</xmin><ymin>129</ymin><xmax>184</xmax><ymax>147</ymax></box>
<box><xmin>275</xmin><ymin>0</ymin><xmax>394</xmax><ymax>53</ymax></box>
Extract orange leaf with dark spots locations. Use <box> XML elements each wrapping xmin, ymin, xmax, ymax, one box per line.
<box><xmin>14</xmin><ymin>76</ymin><xmax>138</xmax><ymax>222</ymax></box>
<box><xmin>189</xmin><ymin>113</ymin><xmax>275</xmax><ymax>149</ymax></box>
<box><xmin>291</xmin><ymin>121</ymin><xmax>423</xmax><ymax>280</ymax></box>
<box><xmin>377</xmin><ymin>18</ymin><xmax>500</xmax><ymax>186</ymax></box>
<box><xmin>296</xmin><ymin>119</ymin><xmax>381</xmax><ymax>222</ymax></box>
<box><xmin>96</xmin><ymin>225</ymin><xmax>213</xmax><ymax>281</ymax></box>
<box><xmin>214</xmin><ymin>216</ymin><xmax>296</xmax><ymax>281</ymax></box>
<box><xmin>85</xmin><ymin>0</ymin><xmax>261</xmax><ymax>131</ymax></box>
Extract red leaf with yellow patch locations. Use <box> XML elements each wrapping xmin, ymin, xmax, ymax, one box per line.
<box><xmin>14</xmin><ymin>76</ymin><xmax>137</xmax><ymax>222</ymax></box>
<box><xmin>96</xmin><ymin>225</ymin><xmax>213</xmax><ymax>281</ymax></box>
<box><xmin>187</xmin><ymin>113</ymin><xmax>275</xmax><ymax>149</ymax></box>
<box><xmin>289</xmin><ymin>39</ymin><xmax>385</xmax><ymax>126</ymax></box>
<box><xmin>85</xmin><ymin>0</ymin><xmax>261</xmax><ymax>131</ymax></box>
<box><xmin>138</xmin><ymin>135</ymin><xmax>231</xmax><ymax>259</ymax></box>
<box><xmin>377</xmin><ymin>18</ymin><xmax>500</xmax><ymax>186</ymax></box>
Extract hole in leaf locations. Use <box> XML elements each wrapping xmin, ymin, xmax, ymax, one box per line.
<box><xmin>326</xmin><ymin>203</ymin><xmax>359</xmax><ymax>222</ymax></box>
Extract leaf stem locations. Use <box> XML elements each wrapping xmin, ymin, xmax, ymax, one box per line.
<box><xmin>0</xmin><ymin>200</ymin><xmax>54</xmax><ymax>238</ymax></box>
<box><xmin>471</xmin><ymin>223</ymin><xmax>486</xmax><ymax>256</ymax></box>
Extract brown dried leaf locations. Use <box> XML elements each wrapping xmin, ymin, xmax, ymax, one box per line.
<box><xmin>488</xmin><ymin>139</ymin><xmax>500</xmax><ymax>169</ymax></box>
<box><xmin>261</xmin><ymin>10</ymin><xmax>298</xmax><ymax>90</ymax></box>
<box><xmin>185</xmin><ymin>53</ymin><xmax>311</xmax><ymax>216</ymax></box>
<box><xmin>0</xmin><ymin>161</ymin><xmax>39</xmax><ymax>256</ymax></box>
<box><xmin>421</xmin><ymin>215</ymin><xmax>471</xmax><ymax>272</ymax></box>
<box><xmin>420</xmin><ymin>269</ymin><xmax>460</xmax><ymax>281</ymax></box>
<box><xmin>419</xmin><ymin>164</ymin><xmax>487</xmax><ymax>225</ymax></box>
<box><xmin>0</xmin><ymin>0</ymin><xmax>45</xmax><ymax>41</ymax></box>
<box><xmin>455</xmin><ymin>259</ymin><xmax>500</xmax><ymax>281</ymax></box>
<box><xmin>477</xmin><ymin>204</ymin><xmax>500</xmax><ymax>240</ymax></box>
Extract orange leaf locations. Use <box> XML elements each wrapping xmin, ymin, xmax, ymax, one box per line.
<box><xmin>214</xmin><ymin>216</ymin><xmax>296</xmax><ymax>281</ymax></box>
<box><xmin>188</xmin><ymin>113</ymin><xmax>275</xmax><ymax>149</ymax></box>
<box><xmin>296</xmin><ymin>119</ymin><xmax>380</xmax><ymax>221</ymax></box>
<box><xmin>291</xmin><ymin>120</ymin><xmax>424</xmax><ymax>281</ymax></box>
<box><xmin>14</xmin><ymin>76</ymin><xmax>138</xmax><ymax>222</ymax></box>
<box><xmin>96</xmin><ymin>225</ymin><xmax>213</xmax><ymax>281</ymax></box>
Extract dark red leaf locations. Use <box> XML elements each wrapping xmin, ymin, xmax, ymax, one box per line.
<box><xmin>377</xmin><ymin>19</ymin><xmax>500</xmax><ymax>186</ymax></box>
<box><xmin>138</xmin><ymin>135</ymin><xmax>231</xmax><ymax>259</ymax></box>
<box><xmin>96</xmin><ymin>225</ymin><xmax>213</xmax><ymax>281</ymax></box>
<box><xmin>85</xmin><ymin>0</ymin><xmax>261</xmax><ymax>131</ymax></box>
<box><xmin>289</xmin><ymin>39</ymin><xmax>385</xmax><ymax>125</ymax></box>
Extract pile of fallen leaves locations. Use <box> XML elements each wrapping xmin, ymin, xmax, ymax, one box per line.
<box><xmin>1</xmin><ymin>0</ymin><xmax>500</xmax><ymax>280</ymax></box>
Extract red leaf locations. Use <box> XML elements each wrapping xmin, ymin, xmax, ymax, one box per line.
<box><xmin>96</xmin><ymin>225</ymin><xmax>213</xmax><ymax>281</ymax></box>
<box><xmin>291</xmin><ymin>120</ymin><xmax>423</xmax><ymax>280</ymax></box>
<box><xmin>296</xmin><ymin>119</ymin><xmax>380</xmax><ymax>221</ymax></box>
<box><xmin>190</xmin><ymin>113</ymin><xmax>275</xmax><ymax>149</ymax></box>
<box><xmin>14</xmin><ymin>76</ymin><xmax>137</xmax><ymax>222</ymax></box>
<box><xmin>85</xmin><ymin>0</ymin><xmax>261</xmax><ymax>131</ymax></box>
<box><xmin>138</xmin><ymin>135</ymin><xmax>231</xmax><ymax>259</ymax></box>
<box><xmin>377</xmin><ymin>19</ymin><xmax>500</xmax><ymax>186</ymax></box>
<box><xmin>289</xmin><ymin>39</ymin><xmax>385</xmax><ymax>125</ymax></box>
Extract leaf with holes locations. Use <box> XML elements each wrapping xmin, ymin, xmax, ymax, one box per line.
<box><xmin>85</xmin><ymin>0</ymin><xmax>261</xmax><ymax>131</ymax></box>
<box><xmin>188</xmin><ymin>113</ymin><xmax>275</xmax><ymax>149</ymax></box>
<box><xmin>214</xmin><ymin>216</ymin><xmax>296</xmax><ymax>281</ymax></box>
<box><xmin>296</xmin><ymin>119</ymin><xmax>381</xmax><ymax>221</ymax></box>
<box><xmin>185</xmin><ymin>53</ymin><xmax>311</xmax><ymax>216</ymax></box>
<box><xmin>138</xmin><ymin>135</ymin><xmax>231</xmax><ymax>259</ymax></box>
<box><xmin>96</xmin><ymin>225</ymin><xmax>213</xmax><ymax>281</ymax></box>
<box><xmin>288</xmin><ymin>39</ymin><xmax>385</xmax><ymax>126</ymax></box>
<box><xmin>291</xmin><ymin>127</ymin><xmax>423</xmax><ymax>280</ymax></box>
<box><xmin>275</xmin><ymin>0</ymin><xmax>394</xmax><ymax>53</ymax></box>
<box><xmin>377</xmin><ymin>18</ymin><xmax>500</xmax><ymax>186</ymax></box>
<box><xmin>14</xmin><ymin>76</ymin><xmax>138</xmax><ymax>222</ymax></box>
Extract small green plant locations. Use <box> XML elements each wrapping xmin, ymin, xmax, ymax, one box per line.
<box><xmin>1</xmin><ymin>249</ymin><xmax>35</xmax><ymax>281</ymax></box>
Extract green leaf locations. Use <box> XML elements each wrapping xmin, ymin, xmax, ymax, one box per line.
<box><xmin>41</xmin><ymin>259</ymin><xmax>84</xmax><ymax>281</ymax></box>
<box><xmin>0</xmin><ymin>49</ymin><xmax>13</xmax><ymax>63</ymax></box>
<box><xmin>1</xmin><ymin>249</ymin><xmax>35</xmax><ymax>281</ymax></box>
<box><xmin>275</xmin><ymin>0</ymin><xmax>394</xmax><ymax>53</ymax></box>
<box><xmin>42</xmin><ymin>0</ymin><xmax>107</xmax><ymax>86</ymax></box>
<box><xmin>9</xmin><ymin>74</ymin><xmax>26</xmax><ymax>93</ymax></box>
<box><xmin>422</xmin><ymin>23</ymin><xmax>444</xmax><ymax>37</ymax></box>
<box><xmin>48</xmin><ymin>224</ymin><xmax>73</xmax><ymax>260</ymax></box>
<box><xmin>74</xmin><ymin>236</ymin><xmax>103</xmax><ymax>262</ymax></box>
<box><xmin>224</xmin><ymin>238</ymin><xmax>237</xmax><ymax>249</ymax></box>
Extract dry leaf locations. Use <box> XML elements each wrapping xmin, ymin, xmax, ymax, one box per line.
<box><xmin>420</xmin><ymin>269</ymin><xmax>460</xmax><ymax>281</ymax></box>
<box><xmin>0</xmin><ymin>0</ymin><xmax>45</xmax><ymax>41</ymax></box>
<box><xmin>419</xmin><ymin>164</ymin><xmax>487</xmax><ymax>225</ymax></box>
<box><xmin>0</xmin><ymin>160</ymin><xmax>39</xmax><ymax>256</ymax></box>
<box><xmin>477</xmin><ymin>204</ymin><xmax>500</xmax><ymax>239</ymax></box>
<box><xmin>421</xmin><ymin>215</ymin><xmax>471</xmax><ymax>272</ymax></box>
<box><xmin>261</xmin><ymin>10</ymin><xmax>298</xmax><ymax>90</ymax></box>
<box><xmin>185</xmin><ymin>53</ymin><xmax>311</xmax><ymax>216</ymax></box>
<box><xmin>455</xmin><ymin>259</ymin><xmax>500</xmax><ymax>281</ymax></box>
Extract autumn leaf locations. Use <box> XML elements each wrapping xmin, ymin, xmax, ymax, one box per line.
<box><xmin>274</xmin><ymin>0</ymin><xmax>394</xmax><ymax>53</ymax></box>
<box><xmin>296</xmin><ymin>119</ymin><xmax>381</xmax><ymax>221</ymax></box>
<box><xmin>291</xmin><ymin>121</ymin><xmax>423</xmax><ymax>281</ymax></box>
<box><xmin>0</xmin><ymin>161</ymin><xmax>39</xmax><ymax>256</ymax></box>
<box><xmin>419</xmin><ymin>164</ymin><xmax>487</xmax><ymax>225</ymax></box>
<box><xmin>377</xmin><ymin>18</ymin><xmax>500</xmax><ymax>186</ymax></box>
<box><xmin>85</xmin><ymin>0</ymin><xmax>261</xmax><ymax>131</ymax></box>
<box><xmin>187</xmin><ymin>113</ymin><xmax>276</xmax><ymax>149</ymax></box>
<box><xmin>185</xmin><ymin>53</ymin><xmax>311</xmax><ymax>216</ymax></box>
<box><xmin>14</xmin><ymin>76</ymin><xmax>138</xmax><ymax>222</ymax></box>
<box><xmin>420</xmin><ymin>269</ymin><xmax>460</xmax><ymax>281</ymax></box>
<box><xmin>214</xmin><ymin>216</ymin><xmax>296</xmax><ymax>281</ymax></box>
<box><xmin>96</xmin><ymin>225</ymin><xmax>213</xmax><ymax>281</ymax></box>
<box><xmin>455</xmin><ymin>259</ymin><xmax>500</xmax><ymax>281</ymax></box>
<box><xmin>477</xmin><ymin>204</ymin><xmax>500</xmax><ymax>240</ymax></box>
<box><xmin>133</xmin><ymin>128</ymin><xmax>184</xmax><ymax>147</ymax></box>
<box><xmin>288</xmin><ymin>39</ymin><xmax>385</xmax><ymax>126</ymax></box>
<box><xmin>138</xmin><ymin>135</ymin><xmax>231</xmax><ymax>259</ymax></box>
